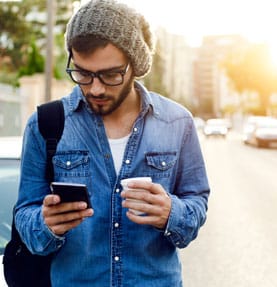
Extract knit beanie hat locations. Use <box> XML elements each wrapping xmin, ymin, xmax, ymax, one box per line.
<box><xmin>65</xmin><ymin>0</ymin><xmax>155</xmax><ymax>78</ymax></box>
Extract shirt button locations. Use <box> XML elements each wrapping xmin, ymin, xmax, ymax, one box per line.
<box><xmin>125</xmin><ymin>159</ymin><xmax>130</xmax><ymax>164</ymax></box>
<box><xmin>114</xmin><ymin>256</ymin><xmax>120</xmax><ymax>262</ymax></box>
<box><xmin>161</xmin><ymin>161</ymin><xmax>166</xmax><ymax>167</ymax></box>
<box><xmin>133</xmin><ymin>127</ymin><xmax>138</xmax><ymax>132</ymax></box>
<box><xmin>66</xmin><ymin>161</ymin><xmax>71</xmax><ymax>166</ymax></box>
<box><xmin>115</xmin><ymin>188</ymin><xmax>120</xmax><ymax>193</ymax></box>
<box><xmin>166</xmin><ymin>231</ymin><xmax>171</xmax><ymax>236</ymax></box>
<box><xmin>114</xmin><ymin>223</ymin><xmax>119</xmax><ymax>228</ymax></box>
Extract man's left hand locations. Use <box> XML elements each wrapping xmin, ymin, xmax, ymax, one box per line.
<box><xmin>121</xmin><ymin>180</ymin><xmax>171</xmax><ymax>229</ymax></box>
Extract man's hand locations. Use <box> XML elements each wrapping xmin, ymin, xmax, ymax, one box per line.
<box><xmin>42</xmin><ymin>194</ymin><xmax>94</xmax><ymax>235</ymax></box>
<box><xmin>121</xmin><ymin>180</ymin><xmax>171</xmax><ymax>229</ymax></box>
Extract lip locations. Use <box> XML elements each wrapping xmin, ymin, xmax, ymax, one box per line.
<box><xmin>90</xmin><ymin>98</ymin><xmax>109</xmax><ymax>105</ymax></box>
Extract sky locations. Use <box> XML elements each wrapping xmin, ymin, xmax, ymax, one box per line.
<box><xmin>119</xmin><ymin>0</ymin><xmax>277</xmax><ymax>50</ymax></box>
<box><xmin>78</xmin><ymin>0</ymin><xmax>277</xmax><ymax>64</ymax></box>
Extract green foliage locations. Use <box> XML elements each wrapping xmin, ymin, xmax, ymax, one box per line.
<box><xmin>0</xmin><ymin>0</ymin><xmax>45</xmax><ymax>71</ymax></box>
<box><xmin>18</xmin><ymin>41</ymin><xmax>44</xmax><ymax>77</ymax></box>
<box><xmin>143</xmin><ymin>40</ymin><xmax>168</xmax><ymax>97</ymax></box>
<box><xmin>0</xmin><ymin>0</ymin><xmax>74</xmax><ymax>85</ymax></box>
<box><xmin>53</xmin><ymin>33</ymin><xmax>68</xmax><ymax>80</ymax></box>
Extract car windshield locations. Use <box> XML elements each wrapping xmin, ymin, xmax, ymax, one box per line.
<box><xmin>0</xmin><ymin>159</ymin><xmax>20</xmax><ymax>255</ymax></box>
<box><xmin>206</xmin><ymin>119</ymin><xmax>227</xmax><ymax>126</ymax></box>
<box><xmin>257</xmin><ymin>119</ymin><xmax>277</xmax><ymax>128</ymax></box>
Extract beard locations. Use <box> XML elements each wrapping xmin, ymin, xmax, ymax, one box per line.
<box><xmin>84</xmin><ymin>77</ymin><xmax>134</xmax><ymax>116</ymax></box>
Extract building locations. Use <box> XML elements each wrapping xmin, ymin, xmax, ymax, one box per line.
<box><xmin>155</xmin><ymin>28</ymin><xmax>195</xmax><ymax>108</ymax></box>
<box><xmin>193</xmin><ymin>34</ymin><xmax>249</xmax><ymax>118</ymax></box>
<box><xmin>0</xmin><ymin>84</ymin><xmax>21</xmax><ymax>136</ymax></box>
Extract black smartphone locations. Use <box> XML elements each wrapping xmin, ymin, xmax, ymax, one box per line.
<box><xmin>50</xmin><ymin>182</ymin><xmax>92</xmax><ymax>208</ymax></box>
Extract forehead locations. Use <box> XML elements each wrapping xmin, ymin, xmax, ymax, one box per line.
<box><xmin>72</xmin><ymin>43</ymin><xmax>127</xmax><ymax>70</ymax></box>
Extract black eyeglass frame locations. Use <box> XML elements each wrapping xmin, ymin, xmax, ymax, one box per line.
<box><xmin>65</xmin><ymin>51</ymin><xmax>130</xmax><ymax>86</ymax></box>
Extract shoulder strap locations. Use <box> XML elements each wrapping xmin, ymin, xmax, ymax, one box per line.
<box><xmin>37</xmin><ymin>100</ymin><xmax>64</xmax><ymax>182</ymax></box>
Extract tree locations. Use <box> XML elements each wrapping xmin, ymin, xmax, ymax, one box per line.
<box><xmin>143</xmin><ymin>39</ymin><xmax>168</xmax><ymax>97</ymax></box>
<box><xmin>18</xmin><ymin>40</ymin><xmax>44</xmax><ymax>77</ymax></box>
<box><xmin>0</xmin><ymin>0</ymin><xmax>74</xmax><ymax>84</ymax></box>
<box><xmin>222</xmin><ymin>44</ymin><xmax>277</xmax><ymax>115</ymax></box>
<box><xmin>0</xmin><ymin>0</ymin><xmax>45</xmax><ymax>72</ymax></box>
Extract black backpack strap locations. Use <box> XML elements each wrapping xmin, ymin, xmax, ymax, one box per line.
<box><xmin>37</xmin><ymin>100</ymin><xmax>64</xmax><ymax>182</ymax></box>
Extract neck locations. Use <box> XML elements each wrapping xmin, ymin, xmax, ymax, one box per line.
<box><xmin>103</xmin><ymin>86</ymin><xmax>141</xmax><ymax>139</ymax></box>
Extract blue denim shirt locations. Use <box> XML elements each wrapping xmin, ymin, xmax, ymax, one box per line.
<box><xmin>15</xmin><ymin>81</ymin><xmax>210</xmax><ymax>287</ymax></box>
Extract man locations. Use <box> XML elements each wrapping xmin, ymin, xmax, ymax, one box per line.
<box><xmin>15</xmin><ymin>0</ymin><xmax>210</xmax><ymax>286</ymax></box>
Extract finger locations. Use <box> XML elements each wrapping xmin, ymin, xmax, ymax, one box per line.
<box><xmin>125</xmin><ymin>211</ymin><xmax>167</xmax><ymax>229</ymax></box>
<box><xmin>126</xmin><ymin>181</ymin><xmax>166</xmax><ymax>196</ymax></box>
<box><xmin>44</xmin><ymin>201</ymin><xmax>90</xmax><ymax>219</ymax></box>
<box><xmin>122</xmin><ymin>198</ymin><xmax>168</xmax><ymax>215</ymax></box>
<box><xmin>122</xmin><ymin>189</ymin><xmax>170</xmax><ymax>207</ymax></box>
<box><xmin>125</xmin><ymin>180</ymin><xmax>153</xmax><ymax>192</ymax></box>
<box><xmin>121</xmin><ymin>188</ymin><xmax>153</xmax><ymax>202</ymax></box>
<box><xmin>45</xmin><ymin>208</ymin><xmax>93</xmax><ymax>225</ymax></box>
<box><xmin>52</xmin><ymin>201</ymin><xmax>89</xmax><ymax>215</ymax></box>
<box><xmin>45</xmin><ymin>208</ymin><xmax>93</xmax><ymax>226</ymax></box>
<box><xmin>43</xmin><ymin>194</ymin><xmax>61</xmax><ymax>206</ymax></box>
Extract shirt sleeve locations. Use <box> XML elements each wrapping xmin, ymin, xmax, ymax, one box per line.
<box><xmin>14</xmin><ymin>114</ymin><xmax>66</xmax><ymax>255</ymax></box>
<box><xmin>163</xmin><ymin>119</ymin><xmax>210</xmax><ymax>248</ymax></box>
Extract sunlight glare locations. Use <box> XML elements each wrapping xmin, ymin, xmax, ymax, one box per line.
<box><xmin>269</xmin><ymin>42</ymin><xmax>277</xmax><ymax>69</ymax></box>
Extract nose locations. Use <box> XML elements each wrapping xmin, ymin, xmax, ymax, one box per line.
<box><xmin>88</xmin><ymin>77</ymin><xmax>106</xmax><ymax>96</ymax></box>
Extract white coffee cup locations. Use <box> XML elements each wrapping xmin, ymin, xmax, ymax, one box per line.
<box><xmin>120</xmin><ymin>177</ymin><xmax>152</xmax><ymax>215</ymax></box>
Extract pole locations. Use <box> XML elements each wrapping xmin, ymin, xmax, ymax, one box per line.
<box><xmin>45</xmin><ymin>0</ymin><xmax>55</xmax><ymax>102</ymax></box>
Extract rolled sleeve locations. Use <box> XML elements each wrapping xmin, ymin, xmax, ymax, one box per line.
<box><xmin>15</xmin><ymin>206</ymin><xmax>65</xmax><ymax>255</ymax></box>
<box><xmin>164</xmin><ymin>192</ymin><xmax>209</xmax><ymax>248</ymax></box>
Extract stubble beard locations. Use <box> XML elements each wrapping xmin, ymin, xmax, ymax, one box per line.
<box><xmin>84</xmin><ymin>77</ymin><xmax>134</xmax><ymax>116</ymax></box>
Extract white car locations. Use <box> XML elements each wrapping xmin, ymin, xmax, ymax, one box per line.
<box><xmin>243</xmin><ymin>116</ymin><xmax>277</xmax><ymax>148</ymax></box>
<box><xmin>203</xmin><ymin>118</ymin><xmax>228</xmax><ymax>138</ymax></box>
<box><xmin>0</xmin><ymin>137</ymin><xmax>22</xmax><ymax>286</ymax></box>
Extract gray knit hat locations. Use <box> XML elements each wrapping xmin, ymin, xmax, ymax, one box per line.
<box><xmin>65</xmin><ymin>0</ymin><xmax>155</xmax><ymax>78</ymax></box>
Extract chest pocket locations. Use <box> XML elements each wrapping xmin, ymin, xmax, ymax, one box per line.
<box><xmin>53</xmin><ymin>150</ymin><xmax>90</xmax><ymax>178</ymax></box>
<box><xmin>145</xmin><ymin>152</ymin><xmax>177</xmax><ymax>178</ymax></box>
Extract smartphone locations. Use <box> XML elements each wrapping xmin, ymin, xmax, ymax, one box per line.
<box><xmin>50</xmin><ymin>182</ymin><xmax>92</xmax><ymax>208</ymax></box>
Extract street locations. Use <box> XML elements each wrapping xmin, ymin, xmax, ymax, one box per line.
<box><xmin>180</xmin><ymin>131</ymin><xmax>277</xmax><ymax>287</ymax></box>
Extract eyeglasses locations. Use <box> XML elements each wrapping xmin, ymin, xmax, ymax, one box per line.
<box><xmin>66</xmin><ymin>52</ymin><xmax>130</xmax><ymax>86</ymax></box>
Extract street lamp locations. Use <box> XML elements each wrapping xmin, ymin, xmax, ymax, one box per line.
<box><xmin>45</xmin><ymin>0</ymin><xmax>55</xmax><ymax>102</ymax></box>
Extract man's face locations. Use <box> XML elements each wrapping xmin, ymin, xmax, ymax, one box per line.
<box><xmin>71</xmin><ymin>44</ymin><xmax>134</xmax><ymax>116</ymax></box>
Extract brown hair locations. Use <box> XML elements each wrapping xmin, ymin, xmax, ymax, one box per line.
<box><xmin>69</xmin><ymin>35</ymin><xmax>109</xmax><ymax>55</ymax></box>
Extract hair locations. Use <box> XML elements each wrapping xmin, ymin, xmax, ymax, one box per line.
<box><xmin>69</xmin><ymin>35</ymin><xmax>109</xmax><ymax>55</ymax></box>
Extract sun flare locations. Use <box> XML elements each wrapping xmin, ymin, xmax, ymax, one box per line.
<box><xmin>268</xmin><ymin>42</ymin><xmax>277</xmax><ymax>69</ymax></box>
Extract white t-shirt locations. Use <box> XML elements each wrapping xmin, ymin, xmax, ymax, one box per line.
<box><xmin>108</xmin><ymin>134</ymin><xmax>130</xmax><ymax>174</ymax></box>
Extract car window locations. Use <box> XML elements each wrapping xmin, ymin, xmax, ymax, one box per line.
<box><xmin>0</xmin><ymin>159</ymin><xmax>20</xmax><ymax>255</ymax></box>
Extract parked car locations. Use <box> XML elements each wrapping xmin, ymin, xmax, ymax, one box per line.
<box><xmin>0</xmin><ymin>137</ymin><xmax>22</xmax><ymax>286</ymax></box>
<box><xmin>242</xmin><ymin>116</ymin><xmax>277</xmax><ymax>148</ymax></box>
<box><xmin>203</xmin><ymin>118</ymin><xmax>228</xmax><ymax>138</ymax></box>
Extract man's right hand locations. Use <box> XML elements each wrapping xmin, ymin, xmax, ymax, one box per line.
<box><xmin>42</xmin><ymin>194</ymin><xmax>94</xmax><ymax>235</ymax></box>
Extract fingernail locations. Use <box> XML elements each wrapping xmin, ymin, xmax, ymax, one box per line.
<box><xmin>79</xmin><ymin>202</ymin><xmax>87</xmax><ymax>209</ymax></box>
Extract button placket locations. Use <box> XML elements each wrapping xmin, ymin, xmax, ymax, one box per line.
<box><xmin>111</xmin><ymin>185</ymin><xmax>123</xmax><ymax>286</ymax></box>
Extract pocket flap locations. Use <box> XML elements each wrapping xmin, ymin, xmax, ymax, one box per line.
<box><xmin>53</xmin><ymin>151</ymin><xmax>89</xmax><ymax>170</ymax></box>
<box><xmin>145</xmin><ymin>152</ymin><xmax>177</xmax><ymax>171</ymax></box>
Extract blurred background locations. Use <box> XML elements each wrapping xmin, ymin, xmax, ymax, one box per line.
<box><xmin>1</xmin><ymin>0</ymin><xmax>277</xmax><ymax>134</ymax></box>
<box><xmin>0</xmin><ymin>0</ymin><xmax>276</xmax><ymax>286</ymax></box>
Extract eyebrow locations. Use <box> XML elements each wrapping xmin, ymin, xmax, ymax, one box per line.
<box><xmin>73</xmin><ymin>63</ymin><xmax>126</xmax><ymax>73</ymax></box>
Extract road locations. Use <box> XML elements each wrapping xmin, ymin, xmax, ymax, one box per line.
<box><xmin>180</xmin><ymin>131</ymin><xmax>277</xmax><ymax>287</ymax></box>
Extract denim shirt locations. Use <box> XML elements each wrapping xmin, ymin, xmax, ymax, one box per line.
<box><xmin>15</xmin><ymin>81</ymin><xmax>210</xmax><ymax>287</ymax></box>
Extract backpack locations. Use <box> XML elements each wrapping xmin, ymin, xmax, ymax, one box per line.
<box><xmin>3</xmin><ymin>100</ymin><xmax>64</xmax><ymax>287</ymax></box>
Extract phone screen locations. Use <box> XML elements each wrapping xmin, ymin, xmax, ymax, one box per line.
<box><xmin>50</xmin><ymin>182</ymin><xmax>92</xmax><ymax>208</ymax></box>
